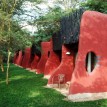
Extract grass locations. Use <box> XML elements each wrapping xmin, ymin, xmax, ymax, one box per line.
<box><xmin>0</xmin><ymin>64</ymin><xmax>107</xmax><ymax>107</ymax></box>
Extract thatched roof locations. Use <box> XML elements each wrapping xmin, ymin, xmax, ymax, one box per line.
<box><xmin>52</xmin><ymin>31</ymin><xmax>62</xmax><ymax>51</ymax></box>
<box><xmin>31</xmin><ymin>44</ymin><xmax>41</xmax><ymax>57</ymax></box>
<box><xmin>60</xmin><ymin>8</ymin><xmax>85</xmax><ymax>44</ymax></box>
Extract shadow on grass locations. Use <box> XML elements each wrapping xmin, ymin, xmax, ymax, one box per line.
<box><xmin>0</xmin><ymin>64</ymin><xmax>107</xmax><ymax>107</ymax></box>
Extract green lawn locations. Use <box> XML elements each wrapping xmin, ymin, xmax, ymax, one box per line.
<box><xmin>0</xmin><ymin>64</ymin><xmax>107</xmax><ymax>107</ymax></box>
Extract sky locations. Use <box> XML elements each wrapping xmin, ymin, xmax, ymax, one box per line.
<box><xmin>18</xmin><ymin>0</ymin><xmax>87</xmax><ymax>34</ymax></box>
<box><xmin>19</xmin><ymin>1</ymin><xmax>52</xmax><ymax>34</ymax></box>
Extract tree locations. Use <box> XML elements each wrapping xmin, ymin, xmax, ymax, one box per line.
<box><xmin>0</xmin><ymin>0</ymin><xmax>33</xmax><ymax>84</ymax></box>
<box><xmin>31</xmin><ymin>5</ymin><xmax>65</xmax><ymax>48</ymax></box>
<box><xmin>81</xmin><ymin>0</ymin><xmax>107</xmax><ymax>13</ymax></box>
<box><xmin>29</xmin><ymin>0</ymin><xmax>86</xmax><ymax>48</ymax></box>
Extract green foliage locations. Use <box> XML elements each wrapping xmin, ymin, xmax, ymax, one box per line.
<box><xmin>0</xmin><ymin>0</ymin><xmax>33</xmax><ymax>61</ymax></box>
<box><xmin>0</xmin><ymin>64</ymin><xmax>107</xmax><ymax>107</ymax></box>
<box><xmin>32</xmin><ymin>0</ymin><xmax>85</xmax><ymax>47</ymax></box>
<box><xmin>81</xmin><ymin>0</ymin><xmax>107</xmax><ymax>13</ymax></box>
<box><xmin>33</xmin><ymin>6</ymin><xmax>65</xmax><ymax>48</ymax></box>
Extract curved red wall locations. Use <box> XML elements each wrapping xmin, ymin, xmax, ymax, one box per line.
<box><xmin>13</xmin><ymin>51</ymin><xmax>19</xmax><ymax>64</ymax></box>
<box><xmin>31</xmin><ymin>55</ymin><xmax>40</xmax><ymax>69</ymax></box>
<box><xmin>36</xmin><ymin>42</ymin><xmax>50</xmax><ymax>74</ymax></box>
<box><xmin>21</xmin><ymin>48</ymin><xmax>31</xmax><ymax>68</ymax></box>
<box><xmin>20</xmin><ymin>54</ymin><xmax>24</xmax><ymax>66</ymax></box>
<box><xmin>48</xmin><ymin>45</ymin><xmax>75</xmax><ymax>84</ymax></box>
<box><xmin>44</xmin><ymin>51</ymin><xmax>61</xmax><ymax>78</ymax></box>
<box><xmin>69</xmin><ymin>11</ymin><xmax>107</xmax><ymax>94</ymax></box>
<box><xmin>27</xmin><ymin>55</ymin><xmax>35</xmax><ymax>69</ymax></box>
<box><xmin>44</xmin><ymin>40</ymin><xmax>61</xmax><ymax>78</ymax></box>
<box><xmin>15</xmin><ymin>51</ymin><xmax>23</xmax><ymax>66</ymax></box>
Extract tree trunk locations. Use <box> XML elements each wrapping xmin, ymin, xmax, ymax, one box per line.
<box><xmin>6</xmin><ymin>49</ymin><xmax>11</xmax><ymax>85</ymax></box>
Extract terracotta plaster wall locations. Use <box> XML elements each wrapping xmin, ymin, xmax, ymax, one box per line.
<box><xmin>44</xmin><ymin>40</ymin><xmax>61</xmax><ymax>77</ymax></box>
<box><xmin>31</xmin><ymin>55</ymin><xmax>40</xmax><ymax>69</ymax></box>
<box><xmin>48</xmin><ymin>45</ymin><xmax>75</xmax><ymax>84</ymax></box>
<box><xmin>69</xmin><ymin>11</ymin><xmax>107</xmax><ymax>94</ymax></box>
<box><xmin>44</xmin><ymin>51</ymin><xmax>61</xmax><ymax>77</ymax></box>
<box><xmin>15</xmin><ymin>51</ymin><xmax>23</xmax><ymax>65</ymax></box>
<box><xmin>27</xmin><ymin>55</ymin><xmax>35</xmax><ymax>69</ymax></box>
<box><xmin>36</xmin><ymin>42</ymin><xmax>50</xmax><ymax>74</ymax></box>
<box><xmin>21</xmin><ymin>48</ymin><xmax>31</xmax><ymax>68</ymax></box>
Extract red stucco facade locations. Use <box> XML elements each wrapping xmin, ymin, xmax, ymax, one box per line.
<box><xmin>48</xmin><ymin>45</ymin><xmax>75</xmax><ymax>84</ymax></box>
<box><xmin>31</xmin><ymin>55</ymin><xmax>40</xmax><ymax>70</ymax></box>
<box><xmin>15</xmin><ymin>51</ymin><xmax>23</xmax><ymax>66</ymax></box>
<box><xmin>36</xmin><ymin>42</ymin><xmax>50</xmax><ymax>74</ymax></box>
<box><xmin>69</xmin><ymin>11</ymin><xmax>107</xmax><ymax>94</ymax></box>
<box><xmin>44</xmin><ymin>40</ymin><xmax>61</xmax><ymax>78</ymax></box>
<box><xmin>21</xmin><ymin>48</ymin><xmax>31</xmax><ymax>68</ymax></box>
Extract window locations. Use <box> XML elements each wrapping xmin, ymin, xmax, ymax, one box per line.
<box><xmin>86</xmin><ymin>52</ymin><xmax>97</xmax><ymax>73</ymax></box>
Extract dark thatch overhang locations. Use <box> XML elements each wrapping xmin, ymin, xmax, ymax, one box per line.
<box><xmin>60</xmin><ymin>8</ymin><xmax>85</xmax><ymax>45</ymax></box>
